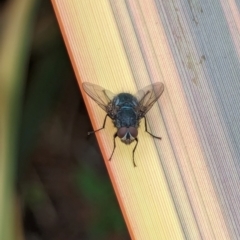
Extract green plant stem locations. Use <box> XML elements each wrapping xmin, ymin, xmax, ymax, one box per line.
<box><xmin>0</xmin><ymin>0</ymin><xmax>39</xmax><ymax>239</ymax></box>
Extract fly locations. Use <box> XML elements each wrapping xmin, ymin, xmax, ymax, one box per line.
<box><xmin>82</xmin><ymin>82</ymin><xmax>164</xmax><ymax>167</ymax></box>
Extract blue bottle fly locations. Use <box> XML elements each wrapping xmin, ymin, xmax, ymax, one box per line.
<box><xmin>82</xmin><ymin>82</ymin><xmax>164</xmax><ymax>167</ymax></box>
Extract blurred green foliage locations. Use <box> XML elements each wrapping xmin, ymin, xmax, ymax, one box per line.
<box><xmin>74</xmin><ymin>164</ymin><xmax>128</xmax><ymax>239</ymax></box>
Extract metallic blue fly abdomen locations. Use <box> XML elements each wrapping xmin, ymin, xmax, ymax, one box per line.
<box><xmin>113</xmin><ymin>93</ymin><xmax>138</xmax><ymax>129</ymax></box>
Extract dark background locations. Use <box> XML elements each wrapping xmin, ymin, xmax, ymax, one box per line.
<box><xmin>1</xmin><ymin>0</ymin><xmax>130</xmax><ymax>239</ymax></box>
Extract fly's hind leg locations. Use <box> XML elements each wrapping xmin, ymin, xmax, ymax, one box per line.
<box><xmin>88</xmin><ymin>114</ymin><xmax>108</xmax><ymax>135</ymax></box>
<box><xmin>144</xmin><ymin>116</ymin><xmax>161</xmax><ymax>139</ymax></box>
<box><xmin>132</xmin><ymin>138</ymin><xmax>139</xmax><ymax>167</ymax></box>
<box><xmin>109</xmin><ymin>132</ymin><xmax>118</xmax><ymax>161</ymax></box>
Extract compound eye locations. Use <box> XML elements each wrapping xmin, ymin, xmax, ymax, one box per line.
<box><xmin>129</xmin><ymin>127</ymin><xmax>138</xmax><ymax>138</ymax></box>
<box><xmin>117</xmin><ymin>127</ymin><xmax>127</xmax><ymax>138</ymax></box>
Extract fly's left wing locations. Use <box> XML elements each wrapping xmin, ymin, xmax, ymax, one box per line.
<box><xmin>135</xmin><ymin>82</ymin><xmax>164</xmax><ymax>118</ymax></box>
<box><xmin>82</xmin><ymin>82</ymin><xmax>115</xmax><ymax>112</ymax></box>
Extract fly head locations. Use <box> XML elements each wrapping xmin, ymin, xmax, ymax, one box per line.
<box><xmin>117</xmin><ymin>126</ymin><xmax>138</xmax><ymax>144</ymax></box>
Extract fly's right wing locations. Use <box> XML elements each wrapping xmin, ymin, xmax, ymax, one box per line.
<box><xmin>135</xmin><ymin>82</ymin><xmax>164</xmax><ymax>119</ymax></box>
<box><xmin>82</xmin><ymin>82</ymin><xmax>115</xmax><ymax>112</ymax></box>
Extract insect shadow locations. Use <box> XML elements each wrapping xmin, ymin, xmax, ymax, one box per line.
<box><xmin>82</xmin><ymin>82</ymin><xmax>164</xmax><ymax>167</ymax></box>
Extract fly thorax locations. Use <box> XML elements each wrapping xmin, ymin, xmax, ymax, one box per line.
<box><xmin>114</xmin><ymin>108</ymin><xmax>137</xmax><ymax>128</ymax></box>
<box><xmin>117</xmin><ymin>127</ymin><xmax>138</xmax><ymax>145</ymax></box>
<box><xmin>113</xmin><ymin>93</ymin><xmax>138</xmax><ymax>107</ymax></box>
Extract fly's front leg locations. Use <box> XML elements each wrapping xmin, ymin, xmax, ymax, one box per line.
<box><xmin>132</xmin><ymin>138</ymin><xmax>139</xmax><ymax>167</ymax></box>
<box><xmin>109</xmin><ymin>132</ymin><xmax>118</xmax><ymax>161</ymax></box>
<box><xmin>144</xmin><ymin>116</ymin><xmax>161</xmax><ymax>140</ymax></box>
<box><xmin>88</xmin><ymin>114</ymin><xmax>108</xmax><ymax>135</ymax></box>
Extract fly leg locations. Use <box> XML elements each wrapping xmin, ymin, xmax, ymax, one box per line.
<box><xmin>88</xmin><ymin>114</ymin><xmax>108</xmax><ymax>135</ymax></box>
<box><xmin>144</xmin><ymin>116</ymin><xmax>161</xmax><ymax>139</ymax></box>
<box><xmin>132</xmin><ymin>138</ymin><xmax>139</xmax><ymax>167</ymax></box>
<box><xmin>109</xmin><ymin>132</ymin><xmax>118</xmax><ymax>161</ymax></box>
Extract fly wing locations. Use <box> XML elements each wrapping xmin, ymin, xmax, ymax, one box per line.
<box><xmin>135</xmin><ymin>82</ymin><xmax>164</xmax><ymax>118</ymax></box>
<box><xmin>82</xmin><ymin>82</ymin><xmax>115</xmax><ymax>112</ymax></box>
